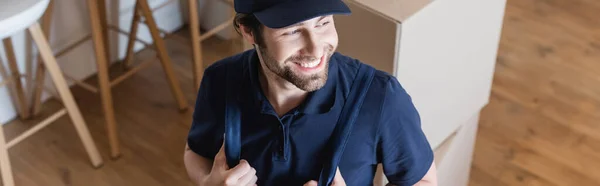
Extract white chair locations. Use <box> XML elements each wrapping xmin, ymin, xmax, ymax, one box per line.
<box><xmin>0</xmin><ymin>0</ymin><xmax>103</xmax><ymax>185</ymax></box>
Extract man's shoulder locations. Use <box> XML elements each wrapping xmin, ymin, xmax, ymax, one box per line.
<box><xmin>204</xmin><ymin>49</ymin><xmax>255</xmax><ymax>75</ymax></box>
<box><xmin>332</xmin><ymin>52</ymin><xmax>397</xmax><ymax>92</ymax></box>
<box><xmin>333</xmin><ymin>52</ymin><xmax>414</xmax><ymax>114</ymax></box>
<box><xmin>197</xmin><ymin>50</ymin><xmax>255</xmax><ymax>99</ymax></box>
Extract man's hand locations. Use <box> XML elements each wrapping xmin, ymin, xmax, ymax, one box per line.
<box><xmin>200</xmin><ymin>141</ymin><xmax>258</xmax><ymax>186</ymax></box>
<box><xmin>303</xmin><ymin>167</ymin><xmax>346</xmax><ymax>186</ymax></box>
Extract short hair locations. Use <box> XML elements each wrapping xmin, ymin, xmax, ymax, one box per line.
<box><xmin>233</xmin><ymin>13</ymin><xmax>265</xmax><ymax>47</ymax></box>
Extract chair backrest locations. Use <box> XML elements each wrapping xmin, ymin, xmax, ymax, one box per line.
<box><xmin>0</xmin><ymin>0</ymin><xmax>50</xmax><ymax>39</ymax></box>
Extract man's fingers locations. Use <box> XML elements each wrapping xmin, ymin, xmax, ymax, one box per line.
<box><xmin>245</xmin><ymin>176</ymin><xmax>258</xmax><ymax>186</ymax></box>
<box><xmin>333</xmin><ymin>167</ymin><xmax>346</xmax><ymax>185</ymax></box>
<box><xmin>334</xmin><ymin>167</ymin><xmax>343</xmax><ymax>179</ymax></box>
<box><xmin>304</xmin><ymin>180</ymin><xmax>318</xmax><ymax>186</ymax></box>
<box><xmin>213</xmin><ymin>139</ymin><xmax>228</xmax><ymax>170</ymax></box>
<box><xmin>227</xmin><ymin>159</ymin><xmax>253</xmax><ymax>180</ymax></box>
<box><xmin>237</xmin><ymin>167</ymin><xmax>257</xmax><ymax>186</ymax></box>
<box><xmin>303</xmin><ymin>168</ymin><xmax>342</xmax><ymax>186</ymax></box>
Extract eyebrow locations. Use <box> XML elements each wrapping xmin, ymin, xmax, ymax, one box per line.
<box><xmin>289</xmin><ymin>16</ymin><xmax>327</xmax><ymax>27</ymax></box>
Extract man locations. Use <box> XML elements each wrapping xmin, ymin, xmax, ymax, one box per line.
<box><xmin>184</xmin><ymin>0</ymin><xmax>438</xmax><ymax>185</ymax></box>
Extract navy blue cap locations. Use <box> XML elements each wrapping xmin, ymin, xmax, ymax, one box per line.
<box><xmin>234</xmin><ymin>0</ymin><xmax>351</xmax><ymax>28</ymax></box>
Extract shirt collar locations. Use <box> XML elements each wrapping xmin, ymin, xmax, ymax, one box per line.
<box><xmin>244</xmin><ymin>49</ymin><xmax>339</xmax><ymax>115</ymax></box>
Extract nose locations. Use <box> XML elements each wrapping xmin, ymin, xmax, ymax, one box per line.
<box><xmin>301</xmin><ymin>32</ymin><xmax>324</xmax><ymax>59</ymax></box>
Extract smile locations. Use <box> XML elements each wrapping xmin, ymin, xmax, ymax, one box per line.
<box><xmin>292</xmin><ymin>55</ymin><xmax>326</xmax><ymax>72</ymax></box>
<box><xmin>295</xmin><ymin>60</ymin><xmax>320</xmax><ymax>68</ymax></box>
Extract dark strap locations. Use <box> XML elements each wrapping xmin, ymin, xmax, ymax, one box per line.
<box><xmin>224</xmin><ymin>62</ymin><xmax>376</xmax><ymax>185</ymax></box>
<box><xmin>224</xmin><ymin>62</ymin><xmax>242</xmax><ymax>169</ymax></box>
<box><xmin>317</xmin><ymin>64</ymin><xmax>375</xmax><ymax>186</ymax></box>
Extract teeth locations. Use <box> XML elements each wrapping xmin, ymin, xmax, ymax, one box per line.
<box><xmin>298</xmin><ymin>61</ymin><xmax>319</xmax><ymax>68</ymax></box>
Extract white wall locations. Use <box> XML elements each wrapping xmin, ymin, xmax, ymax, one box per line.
<box><xmin>185</xmin><ymin>0</ymin><xmax>237</xmax><ymax>39</ymax></box>
<box><xmin>0</xmin><ymin>0</ymin><xmax>187</xmax><ymax>124</ymax></box>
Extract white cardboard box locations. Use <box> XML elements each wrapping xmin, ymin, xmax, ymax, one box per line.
<box><xmin>334</xmin><ymin>0</ymin><xmax>506</xmax><ymax>184</ymax></box>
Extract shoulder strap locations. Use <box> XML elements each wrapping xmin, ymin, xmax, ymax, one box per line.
<box><xmin>317</xmin><ymin>64</ymin><xmax>376</xmax><ymax>186</ymax></box>
<box><xmin>224</xmin><ymin>62</ymin><xmax>243</xmax><ymax>168</ymax></box>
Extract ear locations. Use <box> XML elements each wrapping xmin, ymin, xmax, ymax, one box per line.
<box><xmin>239</xmin><ymin>24</ymin><xmax>257</xmax><ymax>45</ymax></box>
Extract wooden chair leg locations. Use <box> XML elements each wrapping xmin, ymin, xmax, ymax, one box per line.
<box><xmin>123</xmin><ymin>2</ymin><xmax>141</xmax><ymax>69</ymax></box>
<box><xmin>138</xmin><ymin>0</ymin><xmax>188</xmax><ymax>111</ymax></box>
<box><xmin>31</xmin><ymin>0</ymin><xmax>54</xmax><ymax>116</ymax></box>
<box><xmin>97</xmin><ymin>0</ymin><xmax>110</xmax><ymax>62</ymax></box>
<box><xmin>87</xmin><ymin>0</ymin><xmax>121</xmax><ymax>159</ymax></box>
<box><xmin>0</xmin><ymin>59</ymin><xmax>13</xmax><ymax>186</ymax></box>
<box><xmin>2</xmin><ymin>38</ymin><xmax>30</xmax><ymax>119</ymax></box>
<box><xmin>0</xmin><ymin>55</ymin><xmax>15</xmax><ymax>101</ymax></box>
<box><xmin>0</xmin><ymin>125</ymin><xmax>14</xmax><ymax>186</ymax></box>
<box><xmin>188</xmin><ymin>0</ymin><xmax>203</xmax><ymax>91</ymax></box>
<box><xmin>0</xmin><ymin>58</ymin><xmax>10</xmax><ymax>81</ymax></box>
<box><xmin>28</xmin><ymin>23</ymin><xmax>103</xmax><ymax>168</ymax></box>
<box><xmin>31</xmin><ymin>62</ymin><xmax>46</xmax><ymax>115</ymax></box>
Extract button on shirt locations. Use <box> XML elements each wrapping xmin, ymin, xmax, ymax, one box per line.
<box><xmin>187</xmin><ymin>49</ymin><xmax>433</xmax><ymax>186</ymax></box>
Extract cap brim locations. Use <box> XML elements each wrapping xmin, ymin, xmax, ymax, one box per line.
<box><xmin>253</xmin><ymin>0</ymin><xmax>351</xmax><ymax>28</ymax></box>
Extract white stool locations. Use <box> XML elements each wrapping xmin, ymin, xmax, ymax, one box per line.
<box><xmin>0</xmin><ymin>0</ymin><xmax>103</xmax><ymax>185</ymax></box>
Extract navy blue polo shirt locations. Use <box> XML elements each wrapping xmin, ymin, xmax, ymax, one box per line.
<box><xmin>187</xmin><ymin>49</ymin><xmax>433</xmax><ymax>186</ymax></box>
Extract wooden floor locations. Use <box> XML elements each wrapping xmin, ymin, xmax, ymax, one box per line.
<box><xmin>3</xmin><ymin>0</ymin><xmax>599</xmax><ymax>185</ymax></box>
<box><xmin>469</xmin><ymin>0</ymin><xmax>600</xmax><ymax>185</ymax></box>
<box><xmin>2</xmin><ymin>29</ymin><xmax>243</xmax><ymax>186</ymax></box>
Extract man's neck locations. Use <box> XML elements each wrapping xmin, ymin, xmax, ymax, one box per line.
<box><xmin>258</xmin><ymin>66</ymin><xmax>308</xmax><ymax>117</ymax></box>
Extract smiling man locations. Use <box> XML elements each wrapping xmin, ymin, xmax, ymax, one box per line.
<box><xmin>183</xmin><ymin>0</ymin><xmax>437</xmax><ymax>185</ymax></box>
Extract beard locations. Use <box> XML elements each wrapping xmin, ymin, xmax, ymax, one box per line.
<box><xmin>257</xmin><ymin>45</ymin><xmax>335</xmax><ymax>92</ymax></box>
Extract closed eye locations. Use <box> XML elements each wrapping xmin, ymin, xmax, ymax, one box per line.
<box><xmin>317</xmin><ymin>21</ymin><xmax>331</xmax><ymax>27</ymax></box>
<box><xmin>283</xmin><ymin>29</ymin><xmax>301</xmax><ymax>36</ymax></box>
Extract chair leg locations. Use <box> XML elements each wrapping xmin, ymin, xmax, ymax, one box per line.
<box><xmin>2</xmin><ymin>38</ymin><xmax>30</xmax><ymax>119</ymax></box>
<box><xmin>31</xmin><ymin>0</ymin><xmax>54</xmax><ymax>116</ymax></box>
<box><xmin>0</xmin><ymin>58</ymin><xmax>12</xmax><ymax>186</ymax></box>
<box><xmin>138</xmin><ymin>0</ymin><xmax>188</xmax><ymax>111</ymax></box>
<box><xmin>0</xmin><ymin>54</ymin><xmax>16</xmax><ymax>108</ymax></box>
<box><xmin>28</xmin><ymin>23</ymin><xmax>103</xmax><ymax>168</ymax></box>
<box><xmin>0</xmin><ymin>57</ymin><xmax>10</xmax><ymax>81</ymax></box>
<box><xmin>31</xmin><ymin>62</ymin><xmax>46</xmax><ymax>115</ymax></box>
<box><xmin>0</xmin><ymin>125</ymin><xmax>14</xmax><ymax>186</ymax></box>
<box><xmin>87</xmin><ymin>0</ymin><xmax>121</xmax><ymax>159</ymax></box>
<box><xmin>123</xmin><ymin>2</ymin><xmax>141</xmax><ymax>69</ymax></box>
<box><xmin>97</xmin><ymin>0</ymin><xmax>110</xmax><ymax>62</ymax></box>
<box><xmin>188</xmin><ymin>0</ymin><xmax>204</xmax><ymax>91</ymax></box>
